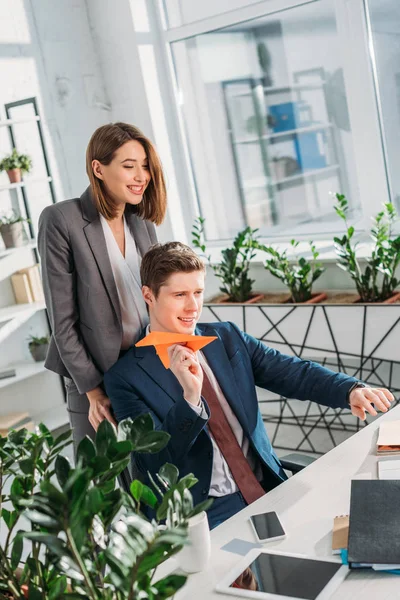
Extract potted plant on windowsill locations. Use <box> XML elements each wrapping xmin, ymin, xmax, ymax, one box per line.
<box><xmin>0</xmin><ymin>213</ymin><xmax>29</xmax><ymax>249</ymax></box>
<box><xmin>0</xmin><ymin>148</ymin><xmax>32</xmax><ymax>184</ymax></box>
<box><xmin>0</xmin><ymin>415</ymin><xmax>211</xmax><ymax>599</ymax></box>
<box><xmin>333</xmin><ymin>193</ymin><xmax>400</xmax><ymax>304</ymax></box>
<box><xmin>192</xmin><ymin>217</ymin><xmax>263</xmax><ymax>303</ymax></box>
<box><xmin>256</xmin><ymin>239</ymin><xmax>327</xmax><ymax>304</ymax></box>
<box><xmin>28</xmin><ymin>335</ymin><xmax>49</xmax><ymax>362</ymax></box>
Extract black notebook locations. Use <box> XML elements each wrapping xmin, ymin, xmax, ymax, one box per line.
<box><xmin>348</xmin><ymin>480</ymin><xmax>400</xmax><ymax>567</ymax></box>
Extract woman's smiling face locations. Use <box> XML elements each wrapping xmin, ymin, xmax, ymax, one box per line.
<box><xmin>92</xmin><ymin>140</ymin><xmax>151</xmax><ymax>208</ymax></box>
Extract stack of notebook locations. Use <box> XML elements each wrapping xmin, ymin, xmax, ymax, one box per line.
<box><xmin>0</xmin><ymin>412</ymin><xmax>34</xmax><ymax>438</ymax></box>
<box><xmin>347</xmin><ymin>480</ymin><xmax>400</xmax><ymax>570</ymax></box>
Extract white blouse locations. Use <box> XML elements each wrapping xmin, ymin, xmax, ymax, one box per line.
<box><xmin>100</xmin><ymin>214</ymin><xmax>148</xmax><ymax>349</ymax></box>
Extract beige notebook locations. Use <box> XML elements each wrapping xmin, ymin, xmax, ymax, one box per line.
<box><xmin>332</xmin><ymin>514</ymin><xmax>349</xmax><ymax>554</ymax></box>
<box><xmin>0</xmin><ymin>412</ymin><xmax>34</xmax><ymax>437</ymax></box>
<box><xmin>11</xmin><ymin>272</ymin><xmax>34</xmax><ymax>304</ymax></box>
<box><xmin>17</xmin><ymin>265</ymin><xmax>44</xmax><ymax>303</ymax></box>
<box><xmin>377</xmin><ymin>421</ymin><xmax>400</xmax><ymax>454</ymax></box>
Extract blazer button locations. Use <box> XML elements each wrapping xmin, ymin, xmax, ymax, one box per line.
<box><xmin>202</xmin><ymin>488</ymin><xmax>207</xmax><ymax>495</ymax></box>
<box><xmin>208</xmin><ymin>451</ymin><xmax>212</xmax><ymax>458</ymax></box>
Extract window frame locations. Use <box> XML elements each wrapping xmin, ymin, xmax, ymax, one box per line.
<box><xmin>157</xmin><ymin>0</ymin><xmax>390</xmax><ymax>247</ymax></box>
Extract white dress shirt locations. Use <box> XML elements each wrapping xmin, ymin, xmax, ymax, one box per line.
<box><xmin>193</xmin><ymin>352</ymin><xmax>262</xmax><ymax>497</ymax></box>
<box><xmin>100</xmin><ymin>215</ymin><xmax>148</xmax><ymax>349</ymax></box>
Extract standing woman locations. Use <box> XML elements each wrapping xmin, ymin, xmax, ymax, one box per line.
<box><xmin>38</xmin><ymin>123</ymin><xmax>167</xmax><ymax>451</ymax></box>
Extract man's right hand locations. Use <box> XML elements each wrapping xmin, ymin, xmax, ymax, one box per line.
<box><xmin>168</xmin><ymin>344</ymin><xmax>203</xmax><ymax>406</ymax></box>
<box><xmin>86</xmin><ymin>386</ymin><xmax>117</xmax><ymax>431</ymax></box>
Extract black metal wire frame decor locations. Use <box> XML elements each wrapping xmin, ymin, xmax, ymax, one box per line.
<box><xmin>200</xmin><ymin>303</ymin><xmax>400</xmax><ymax>455</ymax></box>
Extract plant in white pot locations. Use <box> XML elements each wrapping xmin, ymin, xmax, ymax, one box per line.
<box><xmin>0</xmin><ymin>148</ymin><xmax>32</xmax><ymax>183</ymax></box>
<box><xmin>28</xmin><ymin>334</ymin><xmax>49</xmax><ymax>362</ymax></box>
<box><xmin>0</xmin><ymin>213</ymin><xmax>29</xmax><ymax>249</ymax></box>
<box><xmin>334</xmin><ymin>193</ymin><xmax>400</xmax><ymax>303</ymax></box>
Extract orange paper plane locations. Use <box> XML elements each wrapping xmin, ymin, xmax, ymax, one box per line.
<box><xmin>135</xmin><ymin>331</ymin><xmax>217</xmax><ymax>368</ymax></box>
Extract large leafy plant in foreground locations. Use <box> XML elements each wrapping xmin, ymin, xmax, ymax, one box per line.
<box><xmin>1</xmin><ymin>416</ymin><xmax>211</xmax><ymax>599</ymax></box>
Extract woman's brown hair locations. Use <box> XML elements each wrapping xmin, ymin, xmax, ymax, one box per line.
<box><xmin>86</xmin><ymin>122</ymin><xmax>167</xmax><ymax>224</ymax></box>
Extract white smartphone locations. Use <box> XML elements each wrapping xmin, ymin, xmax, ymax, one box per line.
<box><xmin>249</xmin><ymin>511</ymin><xmax>286</xmax><ymax>543</ymax></box>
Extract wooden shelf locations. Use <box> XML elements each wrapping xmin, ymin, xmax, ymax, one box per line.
<box><xmin>0</xmin><ymin>116</ymin><xmax>40</xmax><ymax>128</ymax></box>
<box><xmin>0</xmin><ymin>361</ymin><xmax>46</xmax><ymax>389</ymax></box>
<box><xmin>0</xmin><ymin>176</ymin><xmax>52</xmax><ymax>192</ymax></box>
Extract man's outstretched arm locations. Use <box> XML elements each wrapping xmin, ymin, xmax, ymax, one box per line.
<box><xmin>228</xmin><ymin>322</ymin><xmax>393</xmax><ymax>416</ymax></box>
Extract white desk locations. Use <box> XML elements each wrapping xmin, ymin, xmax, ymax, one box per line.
<box><xmin>172</xmin><ymin>405</ymin><xmax>400</xmax><ymax>599</ymax></box>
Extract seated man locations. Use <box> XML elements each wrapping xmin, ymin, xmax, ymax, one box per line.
<box><xmin>104</xmin><ymin>242</ymin><xmax>393</xmax><ymax>529</ymax></box>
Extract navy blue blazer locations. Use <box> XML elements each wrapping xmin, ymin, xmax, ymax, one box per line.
<box><xmin>104</xmin><ymin>322</ymin><xmax>358</xmax><ymax>506</ymax></box>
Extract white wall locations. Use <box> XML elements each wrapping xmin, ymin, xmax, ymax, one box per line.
<box><xmin>0</xmin><ymin>0</ymin><xmax>110</xmax><ymax>424</ymax></box>
<box><xmin>164</xmin><ymin>0</ymin><xmax>270</xmax><ymax>27</ymax></box>
<box><xmin>0</xmin><ymin>0</ymin><xmax>110</xmax><ymax>200</ymax></box>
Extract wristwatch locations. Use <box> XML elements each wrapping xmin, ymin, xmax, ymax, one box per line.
<box><xmin>347</xmin><ymin>382</ymin><xmax>366</xmax><ymax>404</ymax></box>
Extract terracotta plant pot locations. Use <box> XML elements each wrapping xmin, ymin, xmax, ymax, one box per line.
<box><xmin>0</xmin><ymin>222</ymin><xmax>24</xmax><ymax>248</ymax></box>
<box><xmin>213</xmin><ymin>292</ymin><xmax>265</xmax><ymax>304</ymax></box>
<box><xmin>354</xmin><ymin>291</ymin><xmax>400</xmax><ymax>304</ymax></box>
<box><xmin>7</xmin><ymin>168</ymin><xmax>22</xmax><ymax>183</ymax></box>
<box><xmin>285</xmin><ymin>292</ymin><xmax>328</xmax><ymax>305</ymax></box>
<box><xmin>29</xmin><ymin>343</ymin><xmax>49</xmax><ymax>362</ymax></box>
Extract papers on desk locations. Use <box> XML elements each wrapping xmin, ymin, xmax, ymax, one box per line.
<box><xmin>378</xmin><ymin>457</ymin><xmax>400</xmax><ymax>479</ymax></box>
<box><xmin>347</xmin><ymin>480</ymin><xmax>400</xmax><ymax>570</ymax></box>
<box><xmin>377</xmin><ymin>420</ymin><xmax>400</xmax><ymax>454</ymax></box>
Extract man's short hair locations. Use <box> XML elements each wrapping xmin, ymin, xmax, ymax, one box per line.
<box><xmin>140</xmin><ymin>242</ymin><xmax>205</xmax><ymax>297</ymax></box>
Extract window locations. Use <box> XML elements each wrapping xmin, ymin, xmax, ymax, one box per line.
<box><xmin>366</xmin><ymin>0</ymin><xmax>400</xmax><ymax>211</ymax></box>
<box><xmin>170</xmin><ymin>0</ymin><xmax>362</xmax><ymax>241</ymax></box>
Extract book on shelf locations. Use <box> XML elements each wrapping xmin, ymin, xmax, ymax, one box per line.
<box><xmin>11</xmin><ymin>264</ymin><xmax>44</xmax><ymax>304</ymax></box>
<box><xmin>0</xmin><ymin>367</ymin><xmax>16</xmax><ymax>380</ymax></box>
<box><xmin>11</xmin><ymin>272</ymin><xmax>34</xmax><ymax>304</ymax></box>
<box><xmin>0</xmin><ymin>412</ymin><xmax>34</xmax><ymax>437</ymax></box>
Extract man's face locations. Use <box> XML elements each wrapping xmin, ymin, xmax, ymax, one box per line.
<box><xmin>143</xmin><ymin>270</ymin><xmax>205</xmax><ymax>334</ymax></box>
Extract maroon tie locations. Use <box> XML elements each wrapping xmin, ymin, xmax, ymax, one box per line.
<box><xmin>201</xmin><ymin>368</ymin><xmax>265</xmax><ymax>505</ymax></box>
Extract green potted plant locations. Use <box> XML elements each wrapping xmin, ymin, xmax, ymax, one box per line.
<box><xmin>1</xmin><ymin>416</ymin><xmax>211</xmax><ymax>598</ymax></box>
<box><xmin>0</xmin><ymin>213</ymin><xmax>29</xmax><ymax>249</ymax></box>
<box><xmin>28</xmin><ymin>335</ymin><xmax>49</xmax><ymax>362</ymax></box>
<box><xmin>0</xmin><ymin>148</ymin><xmax>32</xmax><ymax>183</ymax></box>
<box><xmin>333</xmin><ymin>193</ymin><xmax>400</xmax><ymax>303</ymax></box>
<box><xmin>192</xmin><ymin>217</ymin><xmax>263</xmax><ymax>303</ymax></box>
<box><xmin>257</xmin><ymin>239</ymin><xmax>326</xmax><ymax>303</ymax></box>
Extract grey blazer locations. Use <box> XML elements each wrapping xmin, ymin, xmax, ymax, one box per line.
<box><xmin>38</xmin><ymin>187</ymin><xmax>157</xmax><ymax>394</ymax></box>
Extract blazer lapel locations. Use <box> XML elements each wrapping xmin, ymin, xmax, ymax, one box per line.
<box><xmin>199</xmin><ymin>325</ymin><xmax>250</xmax><ymax>432</ymax></box>
<box><xmin>126</xmin><ymin>212</ymin><xmax>154</xmax><ymax>258</ymax></box>
<box><xmin>80</xmin><ymin>188</ymin><xmax>122</xmax><ymax>326</ymax></box>
<box><xmin>134</xmin><ymin>345</ymin><xmax>184</xmax><ymax>405</ymax></box>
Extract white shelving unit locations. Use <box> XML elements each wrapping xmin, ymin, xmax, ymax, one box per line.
<box><xmin>223</xmin><ymin>75</ymin><xmax>345</xmax><ymax>228</ymax></box>
<box><xmin>0</xmin><ymin>116</ymin><xmax>40</xmax><ymax>128</ymax></box>
<box><xmin>0</xmin><ymin>361</ymin><xmax>46</xmax><ymax>389</ymax></box>
<box><xmin>0</xmin><ymin>302</ymin><xmax>46</xmax><ymax>344</ymax></box>
<box><xmin>0</xmin><ymin>240</ymin><xmax>37</xmax><ymax>260</ymax></box>
<box><xmin>0</xmin><ymin>176</ymin><xmax>52</xmax><ymax>192</ymax></box>
<box><xmin>0</xmin><ymin>98</ymin><xmax>65</xmax><ymax>431</ymax></box>
<box><xmin>234</xmin><ymin>123</ymin><xmax>333</xmax><ymax>145</ymax></box>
